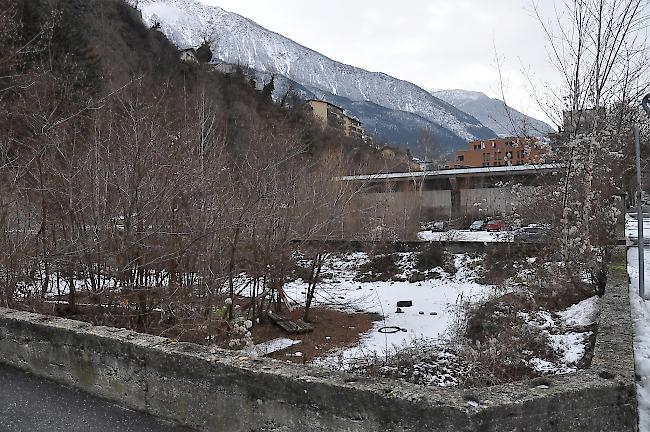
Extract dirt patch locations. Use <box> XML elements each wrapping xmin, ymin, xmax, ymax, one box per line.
<box><xmin>254</xmin><ymin>308</ymin><xmax>376</xmax><ymax>363</ymax></box>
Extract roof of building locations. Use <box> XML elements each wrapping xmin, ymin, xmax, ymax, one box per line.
<box><xmin>336</xmin><ymin>163</ymin><xmax>564</xmax><ymax>182</ymax></box>
<box><xmin>468</xmin><ymin>136</ymin><xmax>539</xmax><ymax>143</ymax></box>
<box><xmin>306</xmin><ymin>99</ymin><xmax>343</xmax><ymax>110</ymax></box>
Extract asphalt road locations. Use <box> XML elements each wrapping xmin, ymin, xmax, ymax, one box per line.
<box><xmin>0</xmin><ymin>365</ymin><xmax>194</xmax><ymax>432</ymax></box>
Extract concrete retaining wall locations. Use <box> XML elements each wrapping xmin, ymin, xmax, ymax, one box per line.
<box><xmin>0</xmin><ymin>249</ymin><xmax>637</xmax><ymax>431</ymax></box>
<box><xmin>358</xmin><ymin>186</ymin><xmax>538</xmax><ymax>219</ymax></box>
<box><xmin>460</xmin><ymin>186</ymin><xmax>537</xmax><ymax>216</ymax></box>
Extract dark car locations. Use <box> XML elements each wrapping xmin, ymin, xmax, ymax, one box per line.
<box><xmin>485</xmin><ymin>219</ymin><xmax>507</xmax><ymax>232</ymax></box>
<box><xmin>515</xmin><ymin>225</ymin><xmax>549</xmax><ymax>243</ymax></box>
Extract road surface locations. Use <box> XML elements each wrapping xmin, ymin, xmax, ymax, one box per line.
<box><xmin>0</xmin><ymin>365</ymin><xmax>193</xmax><ymax>432</ymax></box>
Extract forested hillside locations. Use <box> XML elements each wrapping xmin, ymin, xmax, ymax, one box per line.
<box><xmin>0</xmin><ymin>0</ymin><xmax>405</xmax><ymax>330</ymax></box>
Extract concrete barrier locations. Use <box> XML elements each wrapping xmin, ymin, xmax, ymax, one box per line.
<box><xmin>0</xmin><ymin>249</ymin><xmax>637</xmax><ymax>431</ymax></box>
<box><xmin>292</xmin><ymin>239</ymin><xmax>541</xmax><ymax>255</ymax></box>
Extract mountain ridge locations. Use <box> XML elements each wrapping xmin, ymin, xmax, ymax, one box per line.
<box><xmin>432</xmin><ymin>89</ymin><xmax>555</xmax><ymax>137</ymax></box>
<box><xmin>130</xmin><ymin>0</ymin><xmax>498</xmax><ymax>153</ymax></box>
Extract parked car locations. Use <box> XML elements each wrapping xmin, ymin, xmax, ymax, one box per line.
<box><xmin>485</xmin><ymin>219</ymin><xmax>507</xmax><ymax>232</ymax></box>
<box><xmin>432</xmin><ymin>221</ymin><xmax>446</xmax><ymax>232</ymax></box>
<box><xmin>422</xmin><ymin>221</ymin><xmax>447</xmax><ymax>232</ymax></box>
<box><xmin>515</xmin><ymin>225</ymin><xmax>549</xmax><ymax>243</ymax></box>
<box><xmin>469</xmin><ymin>220</ymin><xmax>485</xmax><ymax>231</ymax></box>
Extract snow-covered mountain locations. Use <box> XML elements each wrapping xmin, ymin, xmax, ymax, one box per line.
<box><xmin>129</xmin><ymin>0</ymin><xmax>497</xmax><ymax>153</ymax></box>
<box><xmin>260</xmin><ymin>73</ymin><xmax>470</xmax><ymax>153</ymax></box>
<box><xmin>432</xmin><ymin>89</ymin><xmax>555</xmax><ymax>137</ymax></box>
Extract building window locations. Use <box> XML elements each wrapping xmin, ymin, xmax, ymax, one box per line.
<box><xmin>492</xmin><ymin>142</ymin><xmax>497</xmax><ymax>149</ymax></box>
<box><xmin>458</xmin><ymin>155</ymin><xmax>465</xmax><ymax>162</ymax></box>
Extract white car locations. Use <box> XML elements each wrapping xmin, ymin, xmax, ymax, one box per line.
<box><xmin>469</xmin><ymin>220</ymin><xmax>485</xmax><ymax>231</ymax></box>
<box><xmin>422</xmin><ymin>221</ymin><xmax>447</xmax><ymax>232</ymax></box>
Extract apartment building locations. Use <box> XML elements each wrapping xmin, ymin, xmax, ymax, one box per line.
<box><xmin>449</xmin><ymin>137</ymin><xmax>543</xmax><ymax>168</ymax></box>
<box><xmin>344</xmin><ymin>115</ymin><xmax>363</xmax><ymax>140</ymax></box>
<box><xmin>306</xmin><ymin>99</ymin><xmax>364</xmax><ymax>139</ymax></box>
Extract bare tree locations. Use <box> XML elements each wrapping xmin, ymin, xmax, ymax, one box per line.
<box><xmin>510</xmin><ymin>0</ymin><xmax>648</xmax><ymax>288</ymax></box>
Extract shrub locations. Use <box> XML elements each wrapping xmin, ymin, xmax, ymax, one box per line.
<box><xmin>356</xmin><ymin>253</ymin><xmax>400</xmax><ymax>282</ymax></box>
<box><xmin>415</xmin><ymin>243</ymin><xmax>446</xmax><ymax>271</ymax></box>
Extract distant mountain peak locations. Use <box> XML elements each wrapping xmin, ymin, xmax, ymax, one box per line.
<box><xmin>432</xmin><ymin>89</ymin><xmax>554</xmax><ymax>137</ymax></box>
<box><xmin>130</xmin><ymin>0</ymin><xmax>498</xmax><ymax>155</ymax></box>
<box><xmin>433</xmin><ymin>89</ymin><xmax>488</xmax><ymax>101</ymax></box>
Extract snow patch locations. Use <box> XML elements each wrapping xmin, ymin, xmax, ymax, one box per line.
<box><xmin>418</xmin><ymin>229</ymin><xmax>513</xmax><ymax>243</ymax></box>
<box><xmin>243</xmin><ymin>338</ymin><xmax>301</xmax><ymax>357</ymax></box>
<box><xmin>558</xmin><ymin>296</ymin><xmax>599</xmax><ymax>328</ymax></box>
<box><xmin>628</xmin><ymin>243</ymin><xmax>650</xmax><ymax>432</ymax></box>
<box><xmin>283</xmin><ymin>252</ymin><xmax>494</xmax><ymax>369</ymax></box>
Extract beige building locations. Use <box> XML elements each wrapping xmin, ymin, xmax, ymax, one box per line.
<box><xmin>344</xmin><ymin>115</ymin><xmax>363</xmax><ymax>139</ymax></box>
<box><xmin>561</xmin><ymin>108</ymin><xmax>605</xmax><ymax>135</ymax></box>
<box><xmin>307</xmin><ymin>100</ymin><xmax>343</xmax><ymax>130</ymax></box>
<box><xmin>306</xmin><ymin>99</ymin><xmax>364</xmax><ymax>139</ymax></box>
<box><xmin>180</xmin><ymin>48</ymin><xmax>198</xmax><ymax>63</ymax></box>
<box><xmin>380</xmin><ymin>146</ymin><xmax>397</xmax><ymax>159</ymax></box>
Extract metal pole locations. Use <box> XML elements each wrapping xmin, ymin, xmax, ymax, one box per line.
<box><xmin>643</xmin><ymin>94</ymin><xmax>650</xmax><ymax>117</ymax></box>
<box><xmin>638</xmin><ymin>94</ymin><xmax>650</xmax><ymax>299</ymax></box>
<box><xmin>636</xmin><ymin>124</ymin><xmax>645</xmax><ymax>298</ymax></box>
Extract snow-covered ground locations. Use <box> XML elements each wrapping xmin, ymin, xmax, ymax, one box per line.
<box><xmin>418</xmin><ymin>229</ymin><xmax>513</xmax><ymax>243</ymax></box>
<box><xmin>626</xmin><ymin>213</ymin><xmax>650</xmax><ymax>245</ymax></box>
<box><xmin>519</xmin><ymin>296</ymin><xmax>599</xmax><ymax>375</ymax></box>
<box><xmin>284</xmin><ymin>252</ymin><xmax>494</xmax><ymax>368</ymax></box>
<box><xmin>16</xmin><ymin>271</ymin><xmax>120</xmax><ymax>298</ymax></box>
<box><xmin>627</xmin><ymin>215</ymin><xmax>650</xmax><ymax>432</ymax></box>
<box><xmin>244</xmin><ymin>338</ymin><xmax>301</xmax><ymax>356</ymax></box>
<box><xmin>629</xmin><ymin>245</ymin><xmax>650</xmax><ymax>432</ymax></box>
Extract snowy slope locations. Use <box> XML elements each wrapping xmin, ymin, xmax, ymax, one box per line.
<box><xmin>433</xmin><ymin>89</ymin><xmax>555</xmax><ymax>137</ymax></box>
<box><xmin>129</xmin><ymin>0</ymin><xmax>497</xmax><ymax>148</ymax></box>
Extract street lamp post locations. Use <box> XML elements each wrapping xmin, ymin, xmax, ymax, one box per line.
<box><xmin>639</xmin><ymin>94</ymin><xmax>650</xmax><ymax>298</ymax></box>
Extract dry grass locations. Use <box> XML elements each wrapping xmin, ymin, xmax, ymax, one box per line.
<box><xmin>355</xmin><ymin>253</ymin><xmax>401</xmax><ymax>282</ymax></box>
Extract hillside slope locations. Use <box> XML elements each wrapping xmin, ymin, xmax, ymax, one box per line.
<box><xmin>129</xmin><ymin>0</ymin><xmax>498</xmax><ymax>152</ymax></box>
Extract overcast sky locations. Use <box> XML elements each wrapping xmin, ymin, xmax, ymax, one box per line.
<box><xmin>200</xmin><ymin>0</ymin><xmax>563</xmax><ymax>125</ymax></box>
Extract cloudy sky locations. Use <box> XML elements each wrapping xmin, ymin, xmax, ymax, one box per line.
<box><xmin>201</xmin><ymin>0</ymin><xmax>564</xmax><ymax>124</ymax></box>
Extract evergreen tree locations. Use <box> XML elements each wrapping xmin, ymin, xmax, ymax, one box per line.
<box><xmin>261</xmin><ymin>74</ymin><xmax>275</xmax><ymax>101</ymax></box>
<box><xmin>196</xmin><ymin>41</ymin><xmax>213</xmax><ymax>63</ymax></box>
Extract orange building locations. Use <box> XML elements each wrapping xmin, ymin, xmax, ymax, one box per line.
<box><xmin>449</xmin><ymin>137</ymin><xmax>543</xmax><ymax>169</ymax></box>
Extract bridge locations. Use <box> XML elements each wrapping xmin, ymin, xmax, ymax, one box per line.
<box><xmin>338</xmin><ymin>163</ymin><xmax>563</xmax><ymax>219</ymax></box>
